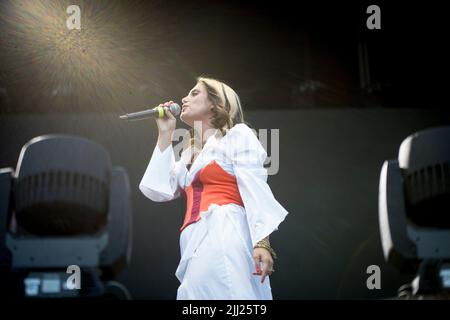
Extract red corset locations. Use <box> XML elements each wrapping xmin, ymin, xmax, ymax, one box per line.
<box><xmin>180</xmin><ymin>160</ymin><xmax>244</xmax><ymax>232</ymax></box>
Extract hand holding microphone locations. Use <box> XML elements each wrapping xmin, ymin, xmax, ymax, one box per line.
<box><xmin>154</xmin><ymin>101</ymin><xmax>177</xmax><ymax>151</ymax></box>
<box><xmin>154</xmin><ymin>101</ymin><xmax>177</xmax><ymax>134</ymax></box>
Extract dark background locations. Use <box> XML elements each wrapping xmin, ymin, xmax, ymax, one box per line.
<box><xmin>1</xmin><ymin>1</ymin><xmax>449</xmax><ymax>299</ymax></box>
<box><xmin>1</xmin><ymin>0</ymin><xmax>447</xmax><ymax>113</ymax></box>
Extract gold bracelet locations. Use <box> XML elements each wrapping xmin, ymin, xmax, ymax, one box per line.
<box><xmin>254</xmin><ymin>239</ymin><xmax>278</xmax><ymax>259</ymax></box>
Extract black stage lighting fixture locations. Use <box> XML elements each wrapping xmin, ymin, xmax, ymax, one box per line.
<box><xmin>0</xmin><ymin>135</ymin><xmax>132</xmax><ymax>299</ymax></box>
<box><xmin>379</xmin><ymin>126</ymin><xmax>450</xmax><ymax>298</ymax></box>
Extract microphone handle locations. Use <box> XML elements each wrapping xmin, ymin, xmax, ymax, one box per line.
<box><xmin>120</xmin><ymin>103</ymin><xmax>179</xmax><ymax>121</ymax></box>
<box><xmin>120</xmin><ymin>108</ymin><xmax>158</xmax><ymax>120</ymax></box>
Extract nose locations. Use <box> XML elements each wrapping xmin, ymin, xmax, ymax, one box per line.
<box><xmin>182</xmin><ymin>96</ymin><xmax>188</xmax><ymax>104</ymax></box>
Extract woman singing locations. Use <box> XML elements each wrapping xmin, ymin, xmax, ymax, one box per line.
<box><xmin>139</xmin><ymin>76</ymin><xmax>288</xmax><ymax>299</ymax></box>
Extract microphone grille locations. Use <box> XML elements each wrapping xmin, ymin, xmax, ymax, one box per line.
<box><xmin>169</xmin><ymin>103</ymin><xmax>181</xmax><ymax>116</ymax></box>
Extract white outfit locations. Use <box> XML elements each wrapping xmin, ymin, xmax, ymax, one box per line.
<box><xmin>139</xmin><ymin>123</ymin><xmax>289</xmax><ymax>300</ymax></box>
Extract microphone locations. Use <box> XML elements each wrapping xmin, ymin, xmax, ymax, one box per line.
<box><xmin>119</xmin><ymin>103</ymin><xmax>181</xmax><ymax>121</ymax></box>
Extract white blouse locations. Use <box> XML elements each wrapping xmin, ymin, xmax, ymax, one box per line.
<box><xmin>139</xmin><ymin>123</ymin><xmax>288</xmax><ymax>247</ymax></box>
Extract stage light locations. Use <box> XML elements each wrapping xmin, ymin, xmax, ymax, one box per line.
<box><xmin>378</xmin><ymin>126</ymin><xmax>450</xmax><ymax>297</ymax></box>
<box><xmin>0</xmin><ymin>135</ymin><xmax>132</xmax><ymax>299</ymax></box>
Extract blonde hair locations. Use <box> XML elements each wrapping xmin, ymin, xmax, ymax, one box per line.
<box><xmin>197</xmin><ymin>76</ymin><xmax>245</xmax><ymax>134</ymax></box>
<box><xmin>186</xmin><ymin>76</ymin><xmax>246</xmax><ymax>157</ymax></box>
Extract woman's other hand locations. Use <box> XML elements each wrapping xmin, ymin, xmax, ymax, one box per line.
<box><xmin>252</xmin><ymin>247</ymin><xmax>274</xmax><ymax>283</ymax></box>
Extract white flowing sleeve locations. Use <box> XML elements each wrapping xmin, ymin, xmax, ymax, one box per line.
<box><xmin>139</xmin><ymin>144</ymin><xmax>187</xmax><ymax>202</ymax></box>
<box><xmin>227</xmin><ymin>123</ymin><xmax>289</xmax><ymax>247</ymax></box>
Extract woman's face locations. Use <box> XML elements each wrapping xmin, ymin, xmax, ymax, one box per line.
<box><xmin>180</xmin><ymin>82</ymin><xmax>214</xmax><ymax>127</ymax></box>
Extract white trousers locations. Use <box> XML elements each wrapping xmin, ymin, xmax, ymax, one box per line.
<box><xmin>176</xmin><ymin>203</ymin><xmax>272</xmax><ymax>300</ymax></box>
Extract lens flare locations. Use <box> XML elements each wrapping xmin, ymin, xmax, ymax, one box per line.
<box><xmin>0</xmin><ymin>0</ymin><xmax>181</xmax><ymax>113</ymax></box>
